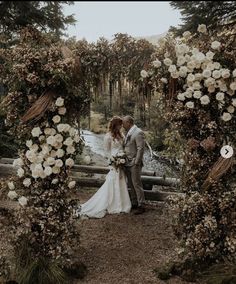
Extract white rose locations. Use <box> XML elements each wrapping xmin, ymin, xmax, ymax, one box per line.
<box><xmin>233</xmin><ymin>69</ymin><xmax>236</xmax><ymax>77</ymax></box>
<box><xmin>55</xmin><ymin>159</ymin><xmax>63</xmax><ymax>168</ymax></box>
<box><xmin>17</xmin><ymin>168</ymin><xmax>24</xmax><ymax>178</ymax></box>
<box><xmin>31</xmin><ymin>127</ymin><xmax>42</xmax><ymax>137</ymax></box>
<box><xmin>208</xmin><ymin>85</ymin><xmax>215</xmax><ymax>93</ymax></box>
<box><xmin>46</xmin><ymin>135</ymin><xmax>56</xmax><ymax>146</ymax></box>
<box><xmin>55</xmin><ymin>97</ymin><xmax>64</xmax><ymax>107</ymax></box>
<box><xmin>202</xmin><ymin>69</ymin><xmax>211</xmax><ymax>78</ymax></box>
<box><xmin>44</xmin><ymin>166</ymin><xmax>53</xmax><ymax>176</ymax></box>
<box><xmin>18</xmin><ymin>196</ymin><xmax>28</xmax><ymax>206</ymax></box>
<box><xmin>212</xmin><ymin>70</ymin><xmax>221</xmax><ymax>79</ymax></box>
<box><xmin>222</xmin><ymin>112</ymin><xmax>232</xmax><ymax>122</ymax></box>
<box><xmin>221</xmin><ymin>69</ymin><xmax>230</xmax><ymax>79</ymax></box>
<box><xmin>55</xmin><ymin>134</ymin><xmax>63</xmax><ymax>143</ymax></box>
<box><xmin>200</xmin><ymin>95</ymin><xmax>210</xmax><ymax>105</ymax></box>
<box><xmin>13</xmin><ymin>158</ymin><xmax>24</xmax><ymax>167</ymax></box>
<box><xmin>74</xmin><ymin>134</ymin><xmax>81</xmax><ymax>143</ymax></box>
<box><xmin>58</xmin><ymin>107</ymin><xmax>66</xmax><ymax>115</ymax></box>
<box><xmin>52</xmin><ymin>178</ymin><xmax>58</xmax><ymax>184</ymax></box>
<box><xmin>197</xmin><ymin>24</ymin><xmax>207</xmax><ymax>34</ymax></box>
<box><xmin>192</xmin><ymin>81</ymin><xmax>202</xmax><ymax>90</ymax></box>
<box><xmin>23</xmin><ymin>178</ymin><xmax>31</xmax><ymax>187</ymax></box>
<box><xmin>26</xmin><ymin>140</ymin><xmax>33</xmax><ymax>148</ymax></box>
<box><xmin>183</xmin><ymin>31</ymin><xmax>191</xmax><ymax>39</ymax></box>
<box><xmin>175</xmin><ymin>44</ymin><xmax>189</xmax><ymax>55</ymax></box>
<box><xmin>44</xmin><ymin>128</ymin><xmax>54</xmax><ymax>136</ymax></box>
<box><xmin>63</xmin><ymin>137</ymin><xmax>74</xmax><ymax>146</ymax></box>
<box><xmin>168</xmin><ymin>65</ymin><xmax>176</xmax><ymax>73</ymax></box>
<box><xmin>140</xmin><ymin>70</ymin><xmax>148</xmax><ymax>78</ymax></box>
<box><xmin>69</xmin><ymin>128</ymin><xmax>77</xmax><ymax>137</ymax></box>
<box><xmin>230</xmin><ymin>82</ymin><xmax>236</xmax><ymax>91</ymax></box>
<box><xmin>152</xmin><ymin>59</ymin><xmax>161</xmax><ymax>68</ymax></box>
<box><xmin>8</xmin><ymin>190</ymin><xmax>18</xmax><ymax>200</ymax></box>
<box><xmin>52</xmin><ymin>166</ymin><xmax>61</xmax><ymax>174</ymax></box>
<box><xmin>227</xmin><ymin>106</ymin><xmax>235</xmax><ymax>113</ymax></box>
<box><xmin>227</xmin><ymin>89</ymin><xmax>234</xmax><ymax>96</ymax></box>
<box><xmin>31</xmin><ymin>144</ymin><xmax>39</xmax><ymax>152</ymax></box>
<box><xmin>187</xmin><ymin>74</ymin><xmax>195</xmax><ymax>82</ymax></box>
<box><xmin>84</xmin><ymin>155</ymin><xmax>91</xmax><ymax>165</ymax></box>
<box><xmin>50</xmin><ymin>150</ymin><xmax>57</xmax><ymax>158</ymax></box>
<box><xmin>160</xmin><ymin>78</ymin><xmax>168</xmax><ymax>84</ymax></box>
<box><xmin>211</xmin><ymin>41</ymin><xmax>221</xmax><ymax>50</ymax></box>
<box><xmin>193</xmin><ymin>91</ymin><xmax>202</xmax><ymax>99</ymax></box>
<box><xmin>195</xmin><ymin>52</ymin><xmax>205</xmax><ymax>63</ymax></box>
<box><xmin>214</xmin><ymin>62</ymin><xmax>221</xmax><ymax>69</ymax></box>
<box><xmin>65</xmin><ymin>158</ymin><xmax>74</xmax><ymax>167</ymax></box>
<box><xmin>232</xmin><ymin>98</ymin><xmax>236</xmax><ymax>107</ymax></box>
<box><xmin>163</xmin><ymin>58</ymin><xmax>172</xmax><ymax>66</ymax></box>
<box><xmin>187</xmin><ymin>61</ymin><xmax>196</xmax><ymax>70</ymax></box>
<box><xmin>52</xmin><ymin>115</ymin><xmax>61</xmax><ymax>124</ymax></box>
<box><xmin>56</xmin><ymin>149</ymin><xmax>65</xmax><ymax>158</ymax></box>
<box><xmin>177</xmin><ymin>56</ymin><xmax>186</xmax><ymax>66</ymax></box>
<box><xmin>216</xmin><ymin>92</ymin><xmax>225</xmax><ymax>101</ymax></box>
<box><xmin>57</xmin><ymin>124</ymin><xmax>65</xmax><ymax>133</ymax></box>
<box><xmin>177</xmin><ymin>93</ymin><xmax>185</xmax><ymax>101</ymax></box>
<box><xmin>171</xmin><ymin>71</ymin><xmax>179</xmax><ymax>79</ymax></box>
<box><xmin>39</xmin><ymin>135</ymin><xmax>45</xmax><ymax>142</ymax></box>
<box><xmin>68</xmin><ymin>181</ymin><xmax>76</xmax><ymax>189</ymax></box>
<box><xmin>185</xmin><ymin>54</ymin><xmax>191</xmax><ymax>62</ymax></box>
<box><xmin>66</xmin><ymin>146</ymin><xmax>76</xmax><ymax>154</ymax></box>
<box><xmin>186</xmin><ymin>101</ymin><xmax>194</xmax><ymax>109</ymax></box>
<box><xmin>8</xmin><ymin>182</ymin><xmax>15</xmax><ymax>190</ymax></box>
<box><xmin>63</xmin><ymin>124</ymin><xmax>71</xmax><ymax>132</ymax></box>
<box><xmin>204</xmin><ymin>77</ymin><xmax>215</xmax><ymax>87</ymax></box>
<box><xmin>41</xmin><ymin>144</ymin><xmax>50</xmax><ymax>155</ymax></box>
<box><xmin>46</xmin><ymin>157</ymin><xmax>55</xmax><ymax>165</ymax></box>
<box><xmin>206</xmin><ymin>51</ymin><xmax>215</xmax><ymax>60</ymax></box>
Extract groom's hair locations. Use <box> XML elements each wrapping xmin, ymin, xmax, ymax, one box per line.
<box><xmin>123</xmin><ymin>115</ymin><xmax>134</xmax><ymax>125</ymax></box>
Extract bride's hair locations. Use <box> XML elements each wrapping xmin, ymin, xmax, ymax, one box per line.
<box><xmin>108</xmin><ymin>116</ymin><xmax>123</xmax><ymax>140</ymax></box>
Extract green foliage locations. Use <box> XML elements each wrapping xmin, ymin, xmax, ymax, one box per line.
<box><xmin>170</xmin><ymin>1</ymin><xmax>236</xmax><ymax>35</ymax></box>
<box><xmin>0</xmin><ymin>1</ymin><xmax>76</xmax><ymax>38</ymax></box>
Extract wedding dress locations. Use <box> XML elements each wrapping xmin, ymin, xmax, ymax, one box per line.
<box><xmin>78</xmin><ymin>132</ymin><xmax>131</xmax><ymax>218</ymax></box>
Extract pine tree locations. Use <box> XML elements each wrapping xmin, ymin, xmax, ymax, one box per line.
<box><xmin>169</xmin><ymin>1</ymin><xmax>236</xmax><ymax>35</ymax></box>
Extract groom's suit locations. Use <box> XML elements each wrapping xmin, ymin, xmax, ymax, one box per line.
<box><xmin>124</xmin><ymin>125</ymin><xmax>145</xmax><ymax>206</ymax></box>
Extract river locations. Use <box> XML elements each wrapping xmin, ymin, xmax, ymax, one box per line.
<box><xmin>80</xmin><ymin>129</ymin><xmax>178</xmax><ymax>177</ymax></box>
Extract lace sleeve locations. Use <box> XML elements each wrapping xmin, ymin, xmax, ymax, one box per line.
<box><xmin>104</xmin><ymin>133</ymin><xmax>112</xmax><ymax>159</ymax></box>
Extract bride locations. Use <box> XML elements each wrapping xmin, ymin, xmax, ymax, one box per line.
<box><xmin>78</xmin><ymin>116</ymin><xmax>131</xmax><ymax>218</ymax></box>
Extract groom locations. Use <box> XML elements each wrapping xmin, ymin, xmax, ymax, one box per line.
<box><xmin>122</xmin><ymin>115</ymin><xmax>145</xmax><ymax>215</ymax></box>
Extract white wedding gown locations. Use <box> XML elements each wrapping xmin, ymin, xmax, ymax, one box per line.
<box><xmin>78</xmin><ymin>132</ymin><xmax>131</xmax><ymax>218</ymax></box>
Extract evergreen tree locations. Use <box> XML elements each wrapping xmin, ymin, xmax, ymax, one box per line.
<box><xmin>169</xmin><ymin>1</ymin><xmax>236</xmax><ymax>35</ymax></box>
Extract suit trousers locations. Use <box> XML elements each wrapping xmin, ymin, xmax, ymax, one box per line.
<box><xmin>125</xmin><ymin>165</ymin><xmax>145</xmax><ymax>206</ymax></box>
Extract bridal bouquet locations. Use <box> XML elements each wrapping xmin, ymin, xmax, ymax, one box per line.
<box><xmin>109</xmin><ymin>150</ymin><xmax>126</xmax><ymax>170</ymax></box>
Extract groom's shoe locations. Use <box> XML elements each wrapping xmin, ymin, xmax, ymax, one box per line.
<box><xmin>134</xmin><ymin>206</ymin><xmax>145</xmax><ymax>215</ymax></box>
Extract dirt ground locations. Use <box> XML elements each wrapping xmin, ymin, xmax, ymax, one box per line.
<box><xmin>76</xmin><ymin>189</ymin><xmax>197</xmax><ymax>284</ymax></box>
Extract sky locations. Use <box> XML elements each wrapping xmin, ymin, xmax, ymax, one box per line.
<box><xmin>63</xmin><ymin>1</ymin><xmax>182</xmax><ymax>42</ymax></box>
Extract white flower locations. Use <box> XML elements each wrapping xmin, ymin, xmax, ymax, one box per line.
<box><xmin>55</xmin><ymin>134</ymin><xmax>63</xmax><ymax>143</ymax></box>
<box><xmin>206</xmin><ymin>51</ymin><xmax>215</xmax><ymax>60</ymax></box>
<box><xmin>216</xmin><ymin>92</ymin><xmax>225</xmax><ymax>101</ymax></box>
<box><xmin>58</xmin><ymin>107</ymin><xmax>66</xmax><ymax>115</ymax></box>
<box><xmin>8</xmin><ymin>182</ymin><xmax>15</xmax><ymax>190</ymax></box>
<box><xmin>50</xmin><ymin>150</ymin><xmax>57</xmax><ymax>158</ymax></box>
<box><xmin>197</xmin><ymin>24</ymin><xmax>207</xmax><ymax>34</ymax></box>
<box><xmin>18</xmin><ymin>196</ymin><xmax>28</xmax><ymax>206</ymax></box>
<box><xmin>214</xmin><ymin>62</ymin><xmax>221</xmax><ymax>69</ymax></box>
<box><xmin>23</xmin><ymin>178</ymin><xmax>31</xmax><ymax>187</ymax></box>
<box><xmin>168</xmin><ymin>65</ymin><xmax>176</xmax><ymax>73</ymax></box>
<box><xmin>8</xmin><ymin>190</ymin><xmax>18</xmax><ymax>200</ymax></box>
<box><xmin>57</xmin><ymin>124</ymin><xmax>65</xmax><ymax>133</ymax></box>
<box><xmin>175</xmin><ymin>44</ymin><xmax>189</xmax><ymax>55</ymax></box>
<box><xmin>208</xmin><ymin>85</ymin><xmax>215</xmax><ymax>93</ymax></box>
<box><xmin>187</xmin><ymin>61</ymin><xmax>196</xmax><ymax>70</ymax></box>
<box><xmin>69</xmin><ymin>128</ymin><xmax>77</xmax><ymax>137</ymax></box>
<box><xmin>163</xmin><ymin>58</ymin><xmax>172</xmax><ymax>66</ymax></box>
<box><xmin>187</xmin><ymin>73</ymin><xmax>195</xmax><ymax>82</ymax></box>
<box><xmin>140</xmin><ymin>70</ymin><xmax>148</xmax><ymax>78</ymax></box>
<box><xmin>56</xmin><ymin>149</ymin><xmax>65</xmax><ymax>158</ymax></box>
<box><xmin>192</xmin><ymin>81</ymin><xmax>202</xmax><ymax>90</ymax></box>
<box><xmin>46</xmin><ymin>135</ymin><xmax>56</xmax><ymax>146</ymax></box>
<box><xmin>44</xmin><ymin>166</ymin><xmax>53</xmax><ymax>176</ymax></box>
<box><xmin>200</xmin><ymin>95</ymin><xmax>210</xmax><ymax>105</ymax></box>
<box><xmin>227</xmin><ymin>106</ymin><xmax>235</xmax><ymax>113</ymax></box>
<box><xmin>183</xmin><ymin>31</ymin><xmax>191</xmax><ymax>39</ymax></box>
<box><xmin>39</xmin><ymin>135</ymin><xmax>45</xmax><ymax>142</ymax></box>
<box><xmin>52</xmin><ymin>115</ymin><xmax>61</xmax><ymax>124</ymax></box>
<box><xmin>193</xmin><ymin>91</ymin><xmax>202</xmax><ymax>99</ymax></box>
<box><xmin>63</xmin><ymin>137</ymin><xmax>74</xmax><ymax>146</ymax></box>
<box><xmin>13</xmin><ymin>158</ymin><xmax>24</xmax><ymax>167</ymax></box>
<box><xmin>120</xmin><ymin>159</ymin><xmax>126</xmax><ymax>164</ymax></box>
<box><xmin>212</xmin><ymin>70</ymin><xmax>221</xmax><ymax>79</ymax></box>
<box><xmin>46</xmin><ymin>157</ymin><xmax>55</xmax><ymax>166</ymax></box>
<box><xmin>160</xmin><ymin>77</ymin><xmax>168</xmax><ymax>84</ymax></box>
<box><xmin>230</xmin><ymin>82</ymin><xmax>236</xmax><ymax>91</ymax></box>
<box><xmin>31</xmin><ymin>144</ymin><xmax>39</xmax><ymax>152</ymax></box>
<box><xmin>195</xmin><ymin>52</ymin><xmax>205</xmax><ymax>63</ymax></box>
<box><xmin>17</xmin><ymin>168</ymin><xmax>24</xmax><ymax>178</ymax></box>
<box><xmin>52</xmin><ymin>166</ymin><xmax>61</xmax><ymax>174</ymax></box>
<box><xmin>202</xmin><ymin>69</ymin><xmax>211</xmax><ymax>78</ymax></box>
<box><xmin>52</xmin><ymin>178</ymin><xmax>58</xmax><ymax>184</ymax></box>
<box><xmin>232</xmin><ymin>98</ymin><xmax>236</xmax><ymax>107</ymax></box>
<box><xmin>222</xmin><ymin>112</ymin><xmax>232</xmax><ymax>122</ymax></box>
<box><xmin>171</xmin><ymin>71</ymin><xmax>179</xmax><ymax>79</ymax></box>
<box><xmin>55</xmin><ymin>159</ymin><xmax>63</xmax><ymax>168</ymax></box>
<box><xmin>211</xmin><ymin>41</ymin><xmax>221</xmax><ymax>50</ymax></box>
<box><xmin>44</xmin><ymin>128</ymin><xmax>55</xmax><ymax>136</ymax></box>
<box><xmin>152</xmin><ymin>59</ymin><xmax>161</xmax><ymax>68</ymax></box>
<box><xmin>55</xmin><ymin>97</ymin><xmax>64</xmax><ymax>107</ymax></box>
<box><xmin>66</xmin><ymin>146</ymin><xmax>76</xmax><ymax>154</ymax></box>
<box><xmin>186</xmin><ymin>101</ymin><xmax>194</xmax><ymax>109</ymax></box>
<box><xmin>221</xmin><ymin>69</ymin><xmax>230</xmax><ymax>79</ymax></box>
<box><xmin>195</xmin><ymin>73</ymin><xmax>203</xmax><ymax>81</ymax></box>
<box><xmin>26</xmin><ymin>140</ymin><xmax>33</xmax><ymax>148</ymax></box>
<box><xmin>68</xmin><ymin>181</ymin><xmax>76</xmax><ymax>189</ymax></box>
<box><xmin>233</xmin><ymin>69</ymin><xmax>236</xmax><ymax>77</ymax></box>
<box><xmin>177</xmin><ymin>93</ymin><xmax>185</xmax><ymax>101</ymax></box>
<box><xmin>31</xmin><ymin>127</ymin><xmax>42</xmax><ymax>137</ymax></box>
<box><xmin>74</xmin><ymin>134</ymin><xmax>81</xmax><ymax>143</ymax></box>
<box><xmin>65</xmin><ymin>158</ymin><xmax>74</xmax><ymax>167</ymax></box>
<box><xmin>84</xmin><ymin>155</ymin><xmax>91</xmax><ymax>164</ymax></box>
